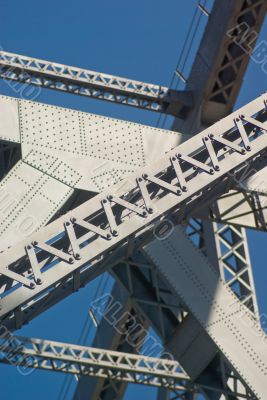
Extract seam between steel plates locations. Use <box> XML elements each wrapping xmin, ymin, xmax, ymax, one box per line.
<box><xmin>145</xmin><ymin>237</ymin><xmax>264</xmax><ymax>399</ymax></box>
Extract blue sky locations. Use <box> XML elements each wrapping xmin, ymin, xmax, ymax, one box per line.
<box><xmin>0</xmin><ymin>1</ymin><xmax>266</xmax><ymax>399</ymax></box>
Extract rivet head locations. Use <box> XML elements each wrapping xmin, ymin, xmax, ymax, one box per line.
<box><xmin>69</xmin><ymin>257</ymin><xmax>74</xmax><ymax>264</ymax></box>
<box><xmin>143</xmin><ymin>173</ymin><xmax>148</xmax><ymax>179</ymax></box>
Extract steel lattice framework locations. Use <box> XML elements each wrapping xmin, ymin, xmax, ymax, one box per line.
<box><xmin>0</xmin><ymin>95</ymin><xmax>266</xmax><ymax>317</ymax></box>
<box><xmin>0</xmin><ymin>1</ymin><xmax>266</xmax><ymax>399</ymax></box>
<box><xmin>0</xmin><ymin>51</ymin><xmax>192</xmax><ymax>116</ymax></box>
<box><xmin>0</xmin><ymin>335</ymin><xmax>253</xmax><ymax>398</ymax></box>
<box><xmin>0</xmin><ymin>94</ymin><xmax>267</xmax><ymax>397</ymax></box>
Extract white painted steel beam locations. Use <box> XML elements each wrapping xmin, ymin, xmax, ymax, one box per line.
<box><xmin>144</xmin><ymin>225</ymin><xmax>266</xmax><ymax>399</ymax></box>
<box><xmin>0</xmin><ymin>51</ymin><xmax>192</xmax><ymax>116</ymax></box>
<box><xmin>0</xmin><ymin>335</ymin><xmax>251</xmax><ymax>398</ymax></box>
<box><xmin>0</xmin><ymin>94</ymin><xmax>266</xmax><ymax>398</ymax></box>
<box><xmin>0</xmin><ymin>94</ymin><xmax>186</xmax><ymax>193</ymax></box>
<box><xmin>0</xmin><ymin>94</ymin><xmax>266</xmax><ymax>322</ymax></box>
<box><xmin>0</xmin><ymin>94</ymin><xmax>185</xmax><ymax>250</ymax></box>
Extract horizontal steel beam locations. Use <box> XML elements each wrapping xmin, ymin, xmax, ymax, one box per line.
<box><xmin>0</xmin><ymin>335</ymin><xmax>249</xmax><ymax>397</ymax></box>
<box><xmin>0</xmin><ymin>51</ymin><xmax>192</xmax><ymax>116</ymax></box>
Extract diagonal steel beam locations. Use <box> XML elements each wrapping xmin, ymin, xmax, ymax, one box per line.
<box><xmin>0</xmin><ymin>95</ymin><xmax>266</xmax><ymax>398</ymax></box>
<box><xmin>0</xmin><ymin>94</ymin><xmax>266</xmax><ymax>324</ymax></box>
<box><xmin>144</xmin><ymin>226</ymin><xmax>266</xmax><ymax>398</ymax></box>
<box><xmin>173</xmin><ymin>0</ymin><xmax>267</xmax><ymax>132</ymax></box>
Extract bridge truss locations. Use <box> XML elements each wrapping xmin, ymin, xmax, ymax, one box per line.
<box><xmin>0</xmin><ymin>1</ymin><xmax>266</xmax><ymax>400</ymax></box>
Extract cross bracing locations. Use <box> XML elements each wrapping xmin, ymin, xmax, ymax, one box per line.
<box><xmin>0</xmin><ymin>94</ymin><xmax>267</xmax><ymax>397</ymax></box>
<box><xmin>0</xmin><ymin>335</ymin><xmax>253</xmax><ymax>398</ymax></box>
<box><xmin>0</xmin><ymin>51</ymin><xmax>192</xmax><ymax>117</ymax></box>
<box><xmin>0</xmin><ymin>94</ymin><xmax>266</xmax><ymax>319</ymax></box>
<box><xmin>0</xmin><ymin>1</ymin><xmax>266</xmax><ymax>399</ymax></box>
